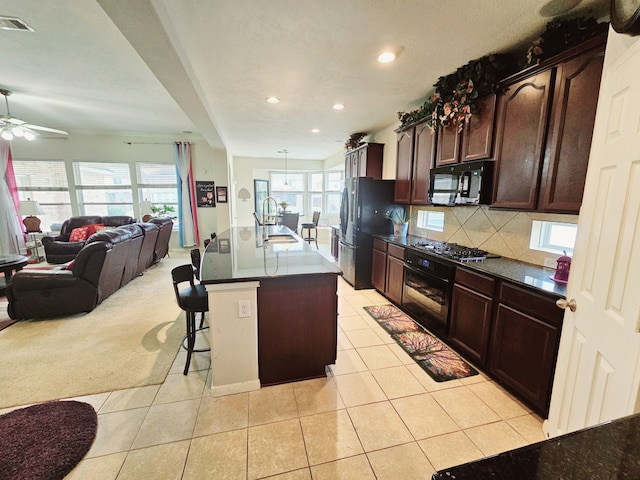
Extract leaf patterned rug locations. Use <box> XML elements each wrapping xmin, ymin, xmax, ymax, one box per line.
<box><xmin>363</xmin><ymin>304</ymin><xmax>478</xmax><ymax>382</ymax></box>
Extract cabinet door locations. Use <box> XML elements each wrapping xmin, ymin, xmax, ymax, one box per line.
<box><xmin>461</xmin><ymin>93</ymin><xmax>496</xmax><ymax>162</ymax></box>
<box><xmin>492</xmin><ymin>69</ymin><xmax>555</xmax><ymax>210</ymax></box>
<box><xmin>490</xmin><ymin>303</ymin><xmax>560</xmax><ymax>416</ymax></box>
<box><xmin>394</xmin><ymin>128</ymin><xmax>414</xmax><ymax>204</ymax></box>
<box><xmin>539</xmin><ymin>44</ymin><xmax>605</xmax><ymax>213</ymax></box>
<box><xmin>385</xmin><ymin>255</ymin><xmax>404</xmax><ymax>305</ymax></box>
<box><xmin>435</xmin><ymin>123</ymin><xmax>461</xmax><ymax>166</ymax></box>
<box><xmin>371</xmin><ymin>247</ymin><xmax>387</xmax><ymax>292</ymax></box>
<box><xmin>345</xmin><ymin>151</ymin><xmax>356</xmax><ymax>178</ymax></box>
<box><xmin>356</xmin><ymin>148</ymin><xmax>368</xmax><ymax>177</ymax></box>
<box><xmin>411</xmin><ymin>121</ymin><xmax>436</xmax><ymax>204</ymax></box>
<box><xmin>449</xmin><ymin>284</ymin><xmax>493</xmax><ymax>366</ymax></box>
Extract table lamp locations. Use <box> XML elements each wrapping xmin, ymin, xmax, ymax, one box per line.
<box><xmin>18</xmin><ymin>198</ymin><xmax>44</xmax><ymax>233</ymax></box>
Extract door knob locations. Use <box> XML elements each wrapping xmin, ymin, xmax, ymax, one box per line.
<box><xmin>556</xmin><ymin>298</ymin><xmax>577</xmax><ymax>312</ymax></box>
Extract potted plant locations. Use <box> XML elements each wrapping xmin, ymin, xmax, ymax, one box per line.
<box><xmin>151</xmin><ymin>204</ymin><xmax>177</xmax><ymax>219</ymax></box>
<box><xmin>385</xmin><ymin>209</ymin><xmax>417</xmax><ymax>237</ymax></box>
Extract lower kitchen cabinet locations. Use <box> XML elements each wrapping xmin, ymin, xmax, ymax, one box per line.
<box><xmin>385</xmin><ymin>245</ymin><xmax>405</xmax><ymax>305</ymax></box>
<box><xmin>371</xmin><ymin>239</ymin><xmax>404</xmax><ymax>305</ymax></box>
<box><xmin>371</xmin><ymin>239</ymin><xmax>387</xmax><ymax>292</ymax></box>
<box><xmin>489</xmin><ymin>282</ymin><xmax>563</xmax><ymax>416</ymax></box>
<box><xmin>449</xmin><ymin>268</ymin><xmax>494</xmax><ymax>366</ymax></box>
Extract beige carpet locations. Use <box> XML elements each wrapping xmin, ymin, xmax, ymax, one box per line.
<box><xmin>0</xmin><ymin>251</ymin><xmax>189</xmax><ymax>409</ymax></box>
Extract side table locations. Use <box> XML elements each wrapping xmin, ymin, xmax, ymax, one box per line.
<box><xmin>16</xmin><ymin>232</ymin><xmax>46</xmax><ymax>263</ymax></box>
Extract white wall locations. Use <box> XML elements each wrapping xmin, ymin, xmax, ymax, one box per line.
<box><xmin>232</xmin><ymin>155</ymin><xmax>326</xmax><ymax>228</ymax></box>
<box><xmin>9</xmin><ymin>132</ymin><xmax>230</xmax><ymax>248</ymax></box>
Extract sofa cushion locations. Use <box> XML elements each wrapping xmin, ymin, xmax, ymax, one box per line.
<box><xmin>69</xmin><ymin>226</ymin><xmax>89</xmax><ymax>242</ymax></box>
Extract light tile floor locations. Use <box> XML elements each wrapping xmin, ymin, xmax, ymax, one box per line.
<box><xmin>14</xmin><ymin>246</ymin><xmax>546</xmax><ymax>479</ymax></box>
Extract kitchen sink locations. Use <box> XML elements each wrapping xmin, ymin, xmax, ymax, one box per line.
<box><xmin>265</xmin><ymin>233</ymin><xmax>299</xmax><ymax>244</ymax></box>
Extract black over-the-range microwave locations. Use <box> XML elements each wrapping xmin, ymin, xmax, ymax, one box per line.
<box><xmin>428</xmin><ymin>160</ymin><xmax>494</xmax><ymax>206</ymax></box>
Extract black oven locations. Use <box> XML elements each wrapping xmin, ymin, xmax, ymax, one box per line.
<box><xmin>402</xmin><ymin>250</ymin><xmax>456</xmax><ymax>335</ymax></box>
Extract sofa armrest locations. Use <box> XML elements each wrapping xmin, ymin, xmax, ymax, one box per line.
<box><xmin>10</xmin><ymin>269</ymin><xmax>78</xmax><ymax>290</ymax></box>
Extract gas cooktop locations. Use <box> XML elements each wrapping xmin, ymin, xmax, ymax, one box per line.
<box><xmin>411</xmin><ymin>240</ymin><xmax>498</xmax><ymax>262</ymax></box>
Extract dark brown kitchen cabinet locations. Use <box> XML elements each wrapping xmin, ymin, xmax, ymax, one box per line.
<box><xmin>371</xmin><ymin>238</ymin><xmax>387</xmax><ymax>292</ymax></box>
<box><xmin>345</xmin><ymin>143</ymin><xmax>383</xmax><ymax>179</ymax></box>
<box><xmin>435</xmin><ymin>93</ymin><xmax>496</xmax><ymax>167</ymax></box>
<box><xmin>371</xmin><ymin>239</ymin><xmax>404</xmax><ymax>305</ymax></box>
<box><xmin>449</xmin><ymin>268</ymin><xmax>495</xmax><ymax>366</ymax></box>
<box><xmin>435</xmin><ymin>123</ymin><xmax>461</xmax><ymax>166</ymax></box>
<box><xmin>492</xmin><ymin>36</ymin><xmax>606</xmax><ymax>214</ymax></box>
<box><xmin>539</xmin><ymin>42</ymin><xmax>605</xmax><ymax>212</ymax></box>
<box><xmin>394</xmin><ymin>120</ymin><xmax>436</xmax><ymax>204</ymax></box>
<box><xmin>492</xmin><ymin>68</ymin><xmax>555</xmax><ymax>210</ymax></box>
<box><xmin>461</xmin><ymin>93</ymin><xmax>496</xmax><ymax>162</ymax></box>
<box><xmin>489</xmin><ymin>282</ymin><xmax>563</xmax><ymax>417</ymax></box>
<box><xmin>385</xmin><ymin>244</ymin><xmax>405</xmax><ymax>305</ymax></box>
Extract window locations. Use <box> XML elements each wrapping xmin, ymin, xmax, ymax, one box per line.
<box><xmin>137</xmin><ymin>163</ymin><xmax>178</xmax><ymax>214</ymax></box>
<box><xmin>12</xmin><ymin>160</ymin><xmax>72</xmax><ymax>231</ymax></box>
<box><xmin>530</xmin><ymin>220</ymin><xmax>577</xmax><ymax>255</ymax></box>
<box><xmin>74</xmin><ymin>162</ymin><xmax>133</xmax><ymax>216</ymax></box>
<box><xmin>416</xmin><ymin>210</ymin><xmax>445</xmax><ymax>232</ymax></box>
<box><xmin>270</xmin><ymin>170</ymin><xmax>344</xmax><ymax>217</ymax></box>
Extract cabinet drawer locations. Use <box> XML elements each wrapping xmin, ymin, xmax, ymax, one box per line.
<box><xmin>455</xmin><ymin>268</ymin><xmax>495</xmax><ymax>296</ymax></box>
<box><xmin>387</xmin><ymin>244</ymin><xmax>405</xmax><ymax>260</ymax></box>
<box><xmin>498</xmin><ymin>282</ymin><xmax>563</xmax><ymax>327</ymax></box>
<box><xmin>373</xmin><ymin>238</ymin><xmax>387</xmax><ymax>252</ymax></box>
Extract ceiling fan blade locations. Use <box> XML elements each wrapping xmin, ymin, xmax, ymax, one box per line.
<box><xmin>2</xmin><ymin>116</ymin><xmax>26</xmax><ymax>126</ymax></box>
<box><xmin>23</xmin><ymin>123</ymin><xmax>69</xmax><ymax>135</ymax></box>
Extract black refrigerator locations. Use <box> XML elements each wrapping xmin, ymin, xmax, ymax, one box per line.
<box><xmin>338</xmin><ymin>177</ymin><xmax>397</xmax><ymax>289</ymax></box>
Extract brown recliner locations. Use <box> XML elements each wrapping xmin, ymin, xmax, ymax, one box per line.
<box><xmin>150</xmin><ymin>217</ymin><xmax>173</xmax><ymax>264</ymax></box>
<box><xmin>42</xmin><ymin>215</ymin><xmax>136</xmax><ymax>264</ymax></box>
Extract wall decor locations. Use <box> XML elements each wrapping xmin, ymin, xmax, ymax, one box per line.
<box><xmin>196</xmin><ymin>181</ymin><xmax>215</xmax><ymax>207</ymax></box>
<box><xmin>216</xmin><ymin>186</ymin><xmax>228</xmax><ymax>203</ymax></box>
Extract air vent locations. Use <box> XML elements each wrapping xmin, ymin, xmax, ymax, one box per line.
<box><xmin>0</xmin><ymin>16</ymin><xmax>35</xmax><ymax>32</ymax></box>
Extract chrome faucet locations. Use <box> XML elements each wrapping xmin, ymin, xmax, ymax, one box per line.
<box><xmin>262</xmin><ymin>196</ymin><xmax>278</xmax><ymax>235</ymax></box>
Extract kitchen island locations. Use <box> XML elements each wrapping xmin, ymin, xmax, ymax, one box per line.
<box><xmin>200</xmin><ymin>226</ymin><xmax>341</xmax><ymax>396</ymax></box>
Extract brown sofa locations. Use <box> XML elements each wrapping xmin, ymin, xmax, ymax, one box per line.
<box><xmin>7</xmin><ymin>220</ymin><xmax>172</xmax><ymax>320</ymax></box>
<box><xmin>41</xmin><ymin>215</ymin><xmax>136</xmax><ymax>264</ymax></box>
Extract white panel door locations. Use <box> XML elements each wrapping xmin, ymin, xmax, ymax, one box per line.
<box><xmin>546</xmin><ymin>29</ymin><xmax>640</xmax><ymax>436</ymax></box>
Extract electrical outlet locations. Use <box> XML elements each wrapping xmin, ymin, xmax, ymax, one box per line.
<box><xmin>238</xmin><ymin>300</ymin><xmax>251</xmax><ymax>318</ymax></box>
<box><xmin>544</xmin><ymin>257</ymin><xmax>557</xmax><ymax>269</ymax></box>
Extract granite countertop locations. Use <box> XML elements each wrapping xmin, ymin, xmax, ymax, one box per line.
<box><xmin>432</xmin><ymin>413</ymin><xmax>640</xmax><ymax>479</ymax></box>
<box><xmin>374</xmin><ymin>234</ymin><xmax>566</xmax><ymax>298</ymax></box>
<box><xmin>200</xmin><ymin>226</ymin><xmax>341</xmax><ymax>285</ymax></box>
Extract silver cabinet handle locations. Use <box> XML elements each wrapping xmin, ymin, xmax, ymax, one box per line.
<box><xmin>556</xmin><ymin>298</ymin><xmax>577</xmax><ymax>312</ymax></box>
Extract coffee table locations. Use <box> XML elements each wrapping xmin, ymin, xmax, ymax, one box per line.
<box><xmin>0</xmin><ymin>255</ymin><xmax>30</xmax><ymax>296</ymax></box>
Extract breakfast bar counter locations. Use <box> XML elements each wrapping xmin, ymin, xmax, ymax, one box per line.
<box><xmin>200</xmin><ymin>226</ymin><xmax>341</xmax><ymax>396</ymax></box>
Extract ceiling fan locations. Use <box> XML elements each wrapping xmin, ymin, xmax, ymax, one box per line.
<box><xmin>0</xmin><ymin>88</ymin><xmax>69</xmax><ymax>141</ymax></box>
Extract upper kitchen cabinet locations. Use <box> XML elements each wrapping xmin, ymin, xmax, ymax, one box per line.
<box><xmin>344</xmin><ymin>142</ymin><xmax>383</xmax><ymax>179</ymax></box>
<box><xmin>435</xmin><ymin>93</ymin><xmax>497</xmax><ymax>167</ymax></box>
<box><xmin>492</xmin><ymin>68</ymin><xmax>555</xmax><ymax>210</ymax></box>
<box><xmin>538</xmin><ymin>40</ymin><xmax>605</xmax><ymax>212</ymax></box>
<box><xmin>394</xmin><ymin>119</ymin><xmax>436</xmax><ymax>204</ymax></box>
<box><xmin>492</xmin><ymin>35</ymin><xmax>606</xmax><ymax>213</ymax></box>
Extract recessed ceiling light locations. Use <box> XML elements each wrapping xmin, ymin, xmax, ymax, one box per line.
<box><xmin>266</xmin><ymin>96</ymin><xmax>280</xmax><ymax>104</ymax></box>
<box><xmin>377</xmin><ymin>51</ymin><xmax>396</xmax><ymax>63</ymax></box>
<box><xmin>333</xmin><ymin>104</ymin><xmax>345</xmax><ymax>110</ymax></box>
<box><xmin>311</xmin><ymin>128</ymin><xmax>320</xmax><ymax>133</ymax></box>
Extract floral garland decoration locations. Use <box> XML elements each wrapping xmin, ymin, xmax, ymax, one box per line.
<box><xmin>398</xmin><ymin>54</ymin><xmax>512</xmax><ymax>132</ymax></box>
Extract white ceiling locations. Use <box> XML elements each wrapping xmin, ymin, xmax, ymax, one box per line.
<box><xmin>0</xmin><ymin>0</ymin><xmax>609</xmax><ymax>160</ymax></box>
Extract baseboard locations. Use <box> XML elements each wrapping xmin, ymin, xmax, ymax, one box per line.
<box><xmin>211</xmin><ymin>378</ymin><xmax>261</xmax><ymax>397</ymax></box>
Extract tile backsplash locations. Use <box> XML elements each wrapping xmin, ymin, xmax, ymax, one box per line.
<box><xmin>409</xmin><ymin>205</ymin><xmax>578</xmax><ymax>267</ymax></box>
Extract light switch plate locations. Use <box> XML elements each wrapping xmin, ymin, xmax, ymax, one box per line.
<box><xmin>238</xmin><ymin>300</ymin><xmax>251</xmax><ymax>318</ymax></box>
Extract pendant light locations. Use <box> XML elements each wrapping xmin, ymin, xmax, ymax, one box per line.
<box><xmin>279</xmin><ymin>149</ymin><xmax>291</xmax><ymax>191</ymax></box>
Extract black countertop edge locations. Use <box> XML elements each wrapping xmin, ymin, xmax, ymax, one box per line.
<box><xmin>432</xmin><ymin>412</ymin><xmax>640</xmax><ymax>480</ymax></box>
<box><xmin>374</xmin><ymin>234</ymin><xmax>567</xmax><ymax>298</ymax></box>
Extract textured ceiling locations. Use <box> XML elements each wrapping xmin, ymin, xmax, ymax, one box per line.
<box><xmin>0</xmin><ymin>0</ymin><xmax>609</xmax><ymax>160</ymax></box>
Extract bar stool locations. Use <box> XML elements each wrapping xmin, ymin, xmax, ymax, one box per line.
<box><xmin>171</xmin><ymin>264</ymin><xmax>210</xmax><ymax>375</ymax></box>
<box><xmin>301</xmin><ymin>211</ymin><xmax>320</xmax><ymax>248</ymax></box>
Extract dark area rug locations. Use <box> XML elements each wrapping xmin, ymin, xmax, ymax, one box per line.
<box><xmin>364</xmin><ymin>304</ymin><xmax>478</xmax><ymax>382</ymax></box>
<box><xmin>0</xmin><ymin>400</ymin><xmax>97</xmax><ymax>480</ymax></box>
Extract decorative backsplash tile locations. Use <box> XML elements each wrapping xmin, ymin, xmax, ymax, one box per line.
<box><xmin>410</xmin><ymin>205</ymin><xmax>578</xmax><ymax>267</ymax></box>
